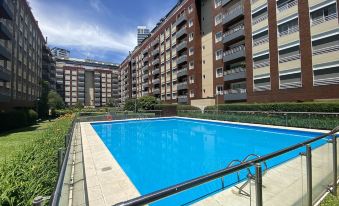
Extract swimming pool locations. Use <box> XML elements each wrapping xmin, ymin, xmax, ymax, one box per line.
<box><xmin>91</xmin><ymin>117</ymin><xmax>327</xmax><ymax>206</ymax></box>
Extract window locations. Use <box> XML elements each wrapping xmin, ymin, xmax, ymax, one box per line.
<box><xmin>216</xmin><ymin>85</ymin><xmax>223</xmax><ymax>95</ymax></box>
<box><xmin>190</xmin><ymin>90</ymin><xmax>195</xmax><ymax>98</ymax></box>
<box><xmin>189</xmin><ymin>19</ymin><xmax>193</xmax><ymax>27</ymax></box>
<box><xmin>214</xmin><ymin>0</ymin><xmax>222</xmax><ymax>7</ymax></box>
<box><xmin>278</xmin><ymin>18</ymin><xmax>299</xmax><ymax>37</ymax></box>
<box><xmin>189</xmin><ymin>61</ymin><xmax>194</xmax><ymax>70</ymax></box>
<box><xmin>215</xmin><ymin>13</ymin><xmax>223</xmax><ymax>25</ymax></box>
<box><xmin>216</xmin><ymin>68</ymin><xmax>223</xmax><ymax>78</ymax></box>
<box><xmin>215</xmin><ymin>49</ymin><xmax>223</xmax><ymax>60</ymax></box>
<box><xmin>172</xmin><ymin>92</ymin><xmax>177</xmax><ymax>99</ymax></box>
<box><xmin>189</xmin><ymin>47</ymin><xmax>194</xmax><ymax>56</ymax></box>
<box><xmin>188</xmin><ymin>5</ymin><xmax>193</xmax><ymax>13</ymax></box>
<box><xmin>310</xmin><ymin>4</ymin><xmax>337</xmax><ymax>26</ymax></box>
<box><xmin>189</xmin><ymin>75</ymin><xmax>195</xmax><ymax>84</ymax></box>
<box><xmin>189</xmin><ymin>33</ymin><xmax>194</xmax><ymax>42</ymax></box>
<box><xmin>215</xmin><ymin>31</ymin><xmax>223</xmax><ymax>43</ymax></box>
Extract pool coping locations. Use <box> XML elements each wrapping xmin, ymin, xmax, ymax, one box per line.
<box><xmin>82</xmin><ymin>116</ymin><xmax>333</xmax><ymax>206</ymax></box>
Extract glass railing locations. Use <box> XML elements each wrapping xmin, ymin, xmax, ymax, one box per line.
<box><xmin>311</xmin><ymin>13</ymin><xmax>338</xmax><ymax>26</ymax></box>
<box><xmin>277</xmin><ymin>0</ymin><xmax>298</xmax><ymax>12</ymax></box>
<box><xmin>279</xmin><ymin>25</ymin><xmax>299</xmax><ymax>37</ymax></box>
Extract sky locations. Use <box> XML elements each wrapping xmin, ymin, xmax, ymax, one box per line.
<box><xmin>28</xmin><ymin>0</ymin><xmax>178</xmax><ymax>64</ymax></box>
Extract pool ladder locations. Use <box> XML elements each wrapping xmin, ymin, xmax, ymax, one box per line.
<box><xmin>221</xmin><ymin>154</ymin><xmax>268</xmax><ymax>197</ymax></box>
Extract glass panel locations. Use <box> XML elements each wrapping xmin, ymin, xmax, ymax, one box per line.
<box><xmin>262</xmin><ymin>150</ymin><xmax>307</xmax><ymax>206</ymax></box>
<box><xmin>311</xmin><ymin>138</ymin><xmax>333</xmax><ymax>203</ymax></box>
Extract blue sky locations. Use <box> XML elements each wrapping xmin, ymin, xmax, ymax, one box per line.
<box><xmin>29</xmin><ymin>0</ymin><xmax>178</xmax><ymax>64</ymax></box>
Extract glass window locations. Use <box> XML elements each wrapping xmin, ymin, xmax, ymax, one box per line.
<box><xmin>214</xmin><ymin>0</ymin><xmax>222</xmax><ymax>7</ymax></box>
<box><xmin>189</xmin><ymin>19</ymin><xmax>193</xmax><ymax>27</ymax></box>
<box><xmin>215</xmin><ymin>31</ymin><xmax>223</xmax><ymax>43</ymax></box>
<box><xmin>215</xmin><ymin>13</ymin><xmax>223</xmax><ymax>25</ymax></box>
<box><xmin>216</xmin><ymin>68</ymin><xmax>223</xmax><ymax>78</ymax></box>
<box><xmin>215</xmin><ymin>49</ymin><xmax>223</xmax><ymax>60</ymax></box>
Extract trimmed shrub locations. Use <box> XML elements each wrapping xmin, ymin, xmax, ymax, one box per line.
<box><xmin>0</xmin><ymin>110</ymin><xmax>28</xmax><ymax>131</ymax></box>
<box><xmin>177</xmin><ymin>105</ymin><xmax>201</xmax><ymax>111</ymax></box>
<box><xmin>205</xmin><ymin>102</ymin><xmax>339</xmax><ymax>113</ymax></box>
<box><xmin>27</xmin><ymin>109</ymin><xmax>38</xmax><ymax>124</ymax></box>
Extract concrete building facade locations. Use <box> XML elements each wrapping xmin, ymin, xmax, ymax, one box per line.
<box><xmin>137</xmin><ymin>26</ymin><xmax>150</xmax><ymax>45</ymax></box>
<box><xmin>120</xmin><ymin>0</ymin><xmax>339</xmax><ymax>105</ymax></box>
<box><xmin>42</xmin><ymin>44</ymin><xmax>56</xmax><ymax>90</ymax></box>
<box><xmin>0</xmin><ymin>0</ymin><xmax>45</xmax><ymax>110</ymax></box>
<box><xmin>55</xmin><ymin>58</ymin><xmax>120</xmax><ymax>107</ymax></box>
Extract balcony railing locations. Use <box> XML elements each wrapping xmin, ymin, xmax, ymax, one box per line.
<box><xmin>312</xmin><ymin>45</ymin><xmax>339</xmax><ymax>56</ymax></box>
<box><xmin>279</xmin><ymin>25</ymin><xmax>299</xmax><ymax>37</ymax></box>
<box><xmin>177</xmin><ymin>55</ymin><xmax>188</xmax><ymax>65</ymax></box>
<box><xmin>152</xmin><ymin>68</ymin><xmax>160</xmax><ymax>75</ymax></box>
<box><xmin>176</xmin><ymin>27</ymin><xmax>187</xmax><ymax>39</ymax></box>
<box><xmin>223</xmin><ymin>6</ymin><xmax>244</xmax><ymax>25</ymax></box>
<box><xmin>177</xmin><ymin>68</ymin><xmax>188</xmax><ymax>78</ymax></box>
<box><xmin>224</xmin><ymin>67</ymin><xmax>246</xmax><ymax>75</ymax></box>
<box><xmin>152</xmin><ymin>58</ymin><xmax>160</xmax><ymax>66</ymax></box>
<box><xmin>176</xmin><ymin>41</ymin><xmax>187</xmax><ymax>52</ymax></box>
<box><xmin>253</xmin><ymin>61</ymin><xmax>270</xmax><ymax>69</ymax></box>
<box><xmin>253</xmin><ymin>36</ymin><xmax>269</xmax><ymax>47</ymax></box>
<box><xmin>177</xmin><ymin>81</ymin><xmax>188</xmax><ymax>90</ymax></box>
<box><xmin>224</xmin><ymin>88</ymin><xmax>247</xmax><ymax>95</ymax></box>
<box><xmin>153</xmin><ymin>78</ymin><xmax>160</xmax><ymax>85</ymax></box>
<box><xmin>175</xmin><ymin>14</ymin><xmax>187</xmax><ymax>26</ymax></box>
<box><xmin>280</xmin><ymin>81</ymin><xmax>302</xmax><ymax>89</ymax></box>
<box><xmin>277</xmin><ymin>0</ymin><xmax>298</xmax><ymax>13</ymax></box>
<box><xmin>177</xmin><ymin>95</ymin><xmax>188</xmax><ymax>103</ymax></box>
<box><xmin>224</xmin><ymin>45</ymin><xmax>245</xmax><ymax>56</ymax></box>
<box><xmin>253</xmin><ymin>13</ymin><xmax>268</xmax><ymax>25</ymax></box>
<box><xmin>279</xmin><ymin>53</ymin><xmax>300</xmax><ymax>63</ymax></box>
<box><xmin>311</xmin><ymin>13</ymin><xmax>337</xmax><ymax>26</ymax></box>
<box><xmin>223</xmin><ymin>25</ymin><xmax>245</xmax><ymax>44</ymax></box>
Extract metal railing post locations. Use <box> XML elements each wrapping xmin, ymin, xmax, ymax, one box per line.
<box><xmin>58</xmin><ymin>148</ymin><xmax>65</xmax><ymax>173</ymax></box>
<box><xmin>306</xmin><ymin>144</ymin><xmax>312</xmax><ymax>206</ymax></box>
<box><xmin>255</xmin><ymin>163</ymin><xmax>263</xmax><ymax>206</ymax></box>
<box><xmin>332</xmin><ymin>135</ymin><xmax>337</xmax><ymax>195</ymax></box>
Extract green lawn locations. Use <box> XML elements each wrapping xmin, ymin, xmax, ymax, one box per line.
<box><xmin>321</xmin><ymin>189</ymin><xmax>339</xmax><ymax>206</ymax></box>
<box><xmin>0</xmin><ymin>120</ymin><xmax>54</xmax><ymax>163</ymax></box>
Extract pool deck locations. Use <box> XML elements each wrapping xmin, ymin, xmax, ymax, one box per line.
<box><xmin>81</xmin><ymin>122</ymin><xmax>140</xmax><ymax>206</ymax></box>
<box><xmin>81</xmin><ymin>117</ymin><xmax>336</xmax><ymax>206</ymax></box>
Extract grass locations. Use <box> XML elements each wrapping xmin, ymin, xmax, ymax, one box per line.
<box><xmin>321</xmin><ymin>189</ymin><xmax>339</xmax><ymax>206</ymax></box>
<box><xmin>0</xmin><ymin>120</ymin><xmax>55</xmax><ymax>163</ymax></box>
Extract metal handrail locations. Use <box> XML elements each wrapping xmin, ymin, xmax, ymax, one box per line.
<box><xmin>113</xmin><ymin>126</ymin><xmax>339</xmax><ymax>206</ymax></box>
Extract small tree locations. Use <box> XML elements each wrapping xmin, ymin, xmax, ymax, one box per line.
<box><xmin>124</xmin><ymin>98</ymin><xmax>138</xmax><ymax>112</ymax></box>
<box><xmin>138</xmin><ymin>96</ymin><xmax>159</xmax><ymax>110</ymax></box>
<box><xmin>75</xmin><ymin>101</ymin><xmax>84</xmax><ymax>109</ymax></box>
<box><xmin>48</xmin><ymin>90</ymin><xmax>65</xmax><ymax>110</ymax></box>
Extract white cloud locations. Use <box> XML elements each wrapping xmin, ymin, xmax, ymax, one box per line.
<box><xmin>29</xmin><ymin>0</ymin><xmax>136</xmax><ymax>59</ymax></box>
<box><xmin>89</xmin><ymin>0</ymin><xmax>102</xmax><ymax>12</ymax></box>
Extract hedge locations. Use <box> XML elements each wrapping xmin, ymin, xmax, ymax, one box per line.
<box><xmin>0</xmin><ymin>109</ymin><xmax>38</xmax><ymax>132</ymax></box>
<box><xmin>154</xmin><ymin>104</ymin><xmax>200</xmax><ymax>111</ymax></box>
<box><xmin>0</xmin><ymin>114</ymin><xmax>73</xmax><ymax>206</ymax></box>
<box><xmin>205</xmin><ymin>102</ymin><xmax>339</xmax><ymax>113</ymax></box>
<box><xmin>178</xmin><ymin>111</ymin><xmax>339</xmax><ymax>130</ymax></box>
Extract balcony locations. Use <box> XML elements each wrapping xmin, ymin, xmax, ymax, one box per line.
<box><xmin>142</xmin><ymin>91</ymin><xmax>148</xmax><ymax>96</ymax></box>
<box><xmin>132</xmin><ymin>72</ymin><xmax>136</xmax><ymax>78</ymax></box>
<box><xmin>0</xmin><ymin>0</ymin><xmax>13</xmax><ymax>20</ymax></box>
<box><xmin>224</xmin><ymin>67</ymin><xmax>246</xmax><ymax>81</ymax></box>
<box><xmin>223</xmin><ymin>26</ymin><xmax>244</xmax><ymax>46</ymax></box>
<box><xmin>0</xmin><ymin>43</ymin><xmax>10</xmax><ymax>60</ymax></box>
<box><xmin>175</xmin><ymin>14</ymin><xmax>187</xmax><ymax>26</ymax></box>
<box><xmin>152</xmin><ymin>49</ymin><xmax>160</xmax><ymax>56</ymax></box>
<box><xmin>177</xmin><ymin>68</ymin><xmax>188</xmax><ymax>78</ymax></box>
<box><xmin>143</xmin><ymin>56</ymin><xmax>149</xmax><ymax>63</ymax></box>
<box><xmin>112</xmin><ymin>79</ymin><xmax>119</xmax><ymax>83</ymax></box>
<box><xmin>176</xmin><ymin>41</ymin><xmax>187</xmax><ymax>52</ymax></box>
<box><xmin>0</xmin><ymin>67</ymin><xmax>10</xmax><ymax>81</ymax></box>
<box><xmin>277</xmin><ymin>0</ymin><xmax>297</xmax><ymax>13</ymax></box>
<box><xmin>153</xmin><ymin>88</ymin><xmax>160</xmax><ymax>95</ymax></box>
<box><xmin>177</xmin><ymin>55</ymin><xmax>188</xmax><ymax>65</ymax></box>
<box><xmin>152</xmin><ymin>58</ymin><xmax>160</xmax><ymax>66</ymax></box>
<box><xmin>223</xmin><ymin>45</ymin><xmax>245</xmax><ymax>63</ymax></box>
<box><xmin>142</xmin><ymin>66</ymin><xmax>148</xmax><ymax>73</ymax></box>
<box><xmin>176</xmin><ymin>27</ymin><xmax>187</xmax><ymax>39</ymax></box>
<box><xmin>142</xmin><ymin>73</ymin><xmax>149</xmax><ymax>80</ymax></box>
<box><xmin>142</xmin><ymin>82</ymin><xmax>149</xmax><ymax>88</ymax></box>
<box><xmin>153</xmin><ymin>78</ymin><xmax>160</xmax><ymax>85</ymax></box>
<box><xmin>223</xmin><ymin>6</ymin><xmax>244</xmax><ymax>26</ymax></box>
<box><xmin>151</xmin><ymin>38</ymin><xmax>160</xmax><ymax>47</ymax></box>
<box><xmin>224</xmin><ymin>89</ymin><xmax>247</xmax><ymax>101</ymax></box>
<box><xmin>78</xmin><ymin>82</ymin><xmax>85</xmax><ymax>87</ymax></box>
<box><xmin>177</xmin><ymin>81</ymin><xmax>188</xmax><ymax>90</ymax></box>
<box><xmin>152</xmin><ymin>68</ymin><xmax>160</xmax><ymax>75</ymax></box>
<box><xmin>178</xmin><ymin>95</ymin><xmax>188</xmax><ymax>103</ymax></box>
<box><xmin>0</xmin><ymin>22</ymin><xmax>11</xmax><ymax>40</ymax></box>
<box><xmin>142</xmin><ymin>48</ymin><xmax>148</xmax><ymax>55</ymax></box>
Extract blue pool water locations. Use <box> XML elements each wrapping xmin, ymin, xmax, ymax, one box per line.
<box><xmin>91</xmin><ymin>118</ymin><xmax>327</xmax><ymax>206</ymax></box>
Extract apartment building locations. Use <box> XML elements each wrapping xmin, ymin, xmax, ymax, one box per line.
<box><xmin>42</xmin><ymin>44</ymin><xmax>56</xmax><ymax>90</ymax></box>
<box><xmin>121</xmin><ymin>0</ymin><xmax>202</xmax><ymax>105</ymax></box>
<box><xmin>0</xmin><ymin>0</ymin><xmax>45</xmax><ymax>110</ymax></box>
<box><xmin>121</xmin><ymin>0</ymin><xmax>339</xmax><ymax>105</ymax></box>
<box><xmin>246</xmin><ymin>0</ymin><xmax>339</xmax><ymax>102</ymax></box>
<box><xmin>137</xmin><ymin>26</ymin><xmax>150</xmax><ymax>45</ymax></box>
<box><xmin>55</xmin><ymin>58</ymin><xmax>120</xmax><ymax>107</ymax></box>
<box><xmin>51</xmin><ymin>47</ymin><xmax>70</xmax><ymax>59</ymax></box>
